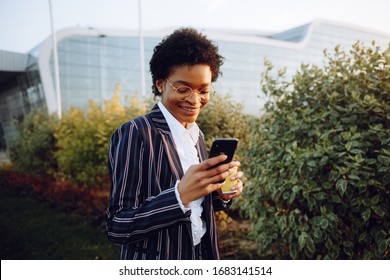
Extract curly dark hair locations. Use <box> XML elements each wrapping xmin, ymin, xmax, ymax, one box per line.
<box><xmin>149</xmin><ymin>27</ymin><xmax>224</xmax><ymax>96</ymax></box>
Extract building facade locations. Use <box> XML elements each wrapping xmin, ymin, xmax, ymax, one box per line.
<box><xmin>0</xmin><ymin>20</ymin><xmax>389</xmax><ymax>149</ymax></box>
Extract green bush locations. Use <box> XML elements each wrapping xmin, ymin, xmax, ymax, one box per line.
<box><xmin>54</xmin><ymin>85</ymin><xmax>148</xmax><ymax>187</ymax></box>
<box><xmin>8</xmin><ymin>109</ymin><xmax>58</xmax><ymax>176</ymax></box>
<box><xmin>241</xmin><ymin>42</ymin><xmax>390</xmax><ymax>259</ymax></box>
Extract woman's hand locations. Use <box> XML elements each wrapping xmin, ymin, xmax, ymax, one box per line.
<box><xmin>178</xmin><ymin>155</ymin><xmax>241</xmax><ymax>205</ymax></box>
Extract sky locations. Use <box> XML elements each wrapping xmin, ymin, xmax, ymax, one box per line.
<box><xmin>0</xmin><ymin>0</ymin><xmax>389</xmax><ymax>53</ymax></box>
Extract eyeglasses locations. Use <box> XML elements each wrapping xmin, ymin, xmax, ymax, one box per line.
<box><xmin>165</xmin><ymin>78</ymin><xmax>215</xmax><ymax>101</ymax></box>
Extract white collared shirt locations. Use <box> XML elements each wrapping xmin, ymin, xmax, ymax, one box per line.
<box><xmin>158</xmin><ymin>101</ymin><xmax>206</xmax><ymax>245</ymax></box>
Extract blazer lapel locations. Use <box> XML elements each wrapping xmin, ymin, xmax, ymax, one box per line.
<box><xmin>148</xmin><ymin>104</ymin><xmax>184</xmax><ymax>180</ymax></box>
<box><xmin>195</xmin><ymin>132</ymin><xmax>207</xmax><ymax>162</ymax></box>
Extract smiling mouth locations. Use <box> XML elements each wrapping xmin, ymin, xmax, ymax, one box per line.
<box><xmin>179</xmin><ymin>105</ymin><xmax>199</xmax><ymax>112</ymax></box>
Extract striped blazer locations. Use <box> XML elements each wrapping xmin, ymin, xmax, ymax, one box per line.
<box><xmin>106</xmin><ymin>104</ymin><xmax>231</xmax><ymax>260</ymax></box>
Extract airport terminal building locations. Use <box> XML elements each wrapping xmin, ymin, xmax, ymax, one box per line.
<box><xmin>0</xmin><ymin>19</ymin><xmax>389</xmax><ymax>149</ymax></box>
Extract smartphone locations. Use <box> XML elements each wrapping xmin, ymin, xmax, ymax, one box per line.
<box><xmin>208</xmin><ymin>138</ymin><xmax>238</xmax><ymax>168</ymax></box>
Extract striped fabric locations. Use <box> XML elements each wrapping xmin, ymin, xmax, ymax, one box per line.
<box><xmin>106</xmin><ymin>104</ymin><xmax>231</xmax><ymax>260</ymax></box>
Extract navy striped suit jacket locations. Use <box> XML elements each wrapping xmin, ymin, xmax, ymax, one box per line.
<box><xmin>106</xmin><ymin>104</ymin><xmax>230</xmax><ymax>260</ymax></box>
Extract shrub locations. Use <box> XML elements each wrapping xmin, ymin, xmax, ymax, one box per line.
<box><xmin>241</xmin><ymin>42</ymin><xmax>390</xmax><ymax>259</ymax></box>
<box><xmin>8</xmin><ymin>109</ymin><xmax>58</xmax><ymax>176</ymax></box>
<box><xmin>54</xmin><ymin>85</ymin><xmax>148</xmax><ymax>187</ymax></box>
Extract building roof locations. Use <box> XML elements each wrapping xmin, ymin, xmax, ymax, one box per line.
<box><xmin>0</xmin><ymin>50</ymin><xmax>29</xmax><ymax>85</ymax></box>
<box><xmin>270</xmin><ymin>23</ymin><xmax>311</xmax><ymax>42</ymax></box>
<box><xmin>0</xmin><ymin>50</ymin><xmax>28</xmax><ymax>71</ymax></box>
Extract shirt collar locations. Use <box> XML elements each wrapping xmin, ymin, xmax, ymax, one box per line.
<box><xmin>158</xmin><ymin>101</ymin><xmax>200</xmax><ymax>145</ymax></box>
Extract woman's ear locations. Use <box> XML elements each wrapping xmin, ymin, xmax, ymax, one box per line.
<box><xmin>155</xmin><ymin>79</ymin><xmax>164</xmax><ymax>94</ymax></box>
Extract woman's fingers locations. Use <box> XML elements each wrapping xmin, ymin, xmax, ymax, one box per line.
<box><xmin>230</xmin><ymin>171</ymin><xmax>243</xmax><ymax>181</ymax></box>
<box><xmin>179</xmin><ymin>157</ymin><xmax>243</xmax><ymax>204</ymax></box>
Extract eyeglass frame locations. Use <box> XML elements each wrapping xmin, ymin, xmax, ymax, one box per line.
<box><xmin>165</xmin><ymin>78</ymin><xmax>215</xmax><ymax>101</ymax></box>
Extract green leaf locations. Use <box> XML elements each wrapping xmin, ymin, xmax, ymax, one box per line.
<box><xmin>320</xmin><ymin>156</ymin><xmax>329</xmax><ymax>165</ymax></box>
<box><xmin>355</xmin><ymin>153</ymin><xmax>364</xmax><ymax>163</ymax></box>
<box><xmin>375</xmin><ymin>230</ymin><xmax>386</xmax><ymax>243</ymax></box>
<box><xmin>289</xmin><ymin>191</ymin><xmax>296</xmax><ymax>204</ymax></box>
<box><xmin>298</xmin><ymin>232</ymin><xmax>307</xmax><ymax>250</ymax></box>
<box><xmin>331</xmin><ymin>195</ymin><xmax>342</xmax><ymax>203</ymax></box>
<box><xmin>313</xmin><ymin>229</ymin><xmax>322</xmax><ymax>241</ymax></box>
<box><xmin>361</xmin><ymin>209</ymin><xmax>371</xmax><ymax>222</ymax></box>
<box><xmin>336</xmin><ymin>179</ymin><xmax>348</xmax><ymax>195</ymax></box>
<box><xmin>371</xmin><ymin>195</ymin><xmax>381</xmax><ymax>205</ymax></box>
<box><xmin>383</xmin><ymin>174</ymin><xmax>390</xmax><ymax>185</ymax></box>
<box><xmin>371</xmin><ymin>206</ymin><xmax>385</xmax><ymax>217</ymax></box>
<box><xmin>305</xmin><ymin>236</ymin><xmax>316</xmax><ymax>257</ymax></box>
<box><xmin>325</xmin><ymin>239</ymin><xmax>333</xmax><ymax>250</ymax></box>
<box><xmin>359</xmin><ymin>232</ymin><xmax>367</xmax><ymax>243</ymax></box>
<box><xmin>378</xmin><ymin>239</ymin><xmax>388</xmax><ymax>254</ymax></box>
<box><xmin>348</xmin><ymin>174</ymin><xmax>360</xmax><ymax>180</ymax></box>
<box><xmin>290</xmin><ymin>245</ymin><xmax>298</xmax><ymax>259</ymax></box>
<box><xmin>362</xmin><ymin>197</ymin><xmax>371</xmax><ymax>207</ymax></box>
<box><xmin>350</xmin><ymin>149</ymin><xmax>363</xmax><ymax>154</ymax></box>
<box><xmin>320</xmin><ymin>218</ymin><xmax>329</xmax><ymax>230</ymax></box>
<box><xmin>314</xmin><ymin>192</ymin><xmax>327</xmax><ymax>200</ymax></box>
<box><xmin>344</xmin><ymin>241</ymin><xmax>353</xmax><ymax>248</ymax></box>
<box><xmin>378</xmin><ymin>155</ymin><xmax>390</xmax><ymax>165</ymax></box>
<box><xmin>292</xmin><ymin>185</ymin><xmax>301</xmax><ymax>193</ymax></box>
<box><xmin>343</xmin><ymin>241</ymin><xmax>354</xmax><ymax>256</ymax></box>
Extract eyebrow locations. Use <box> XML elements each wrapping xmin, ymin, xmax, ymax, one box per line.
<box><xmin>172</xmin><ymin>80</ymin><xmax>211</xmax><ymax>88</ymax></box>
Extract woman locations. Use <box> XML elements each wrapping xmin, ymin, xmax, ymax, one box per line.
<box><xmin>106</xmin><ymin>28</ymin><xmax>244</xmax><ymax>260</ymax></box>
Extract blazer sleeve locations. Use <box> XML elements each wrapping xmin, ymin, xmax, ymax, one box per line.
<box><xmin>212</xmin><ymin>191</ymin><xmax>233</xmax><ymax>211</ymax></box>
<box><xmin>106</xmin><ymin>121</ymin><xmax>190</xmax><ymax>245</ymax></box>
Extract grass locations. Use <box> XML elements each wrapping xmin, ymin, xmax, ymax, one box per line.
<box><xmin>0</xmin><ymin>183</ymin><xmax>119</xmax><ymax>260</ymax></box>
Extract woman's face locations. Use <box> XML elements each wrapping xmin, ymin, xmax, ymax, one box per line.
<box><xmin>156</xmin><ymin>64</ymin><xmax>212</xmax><ymax>127</ymax></box>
